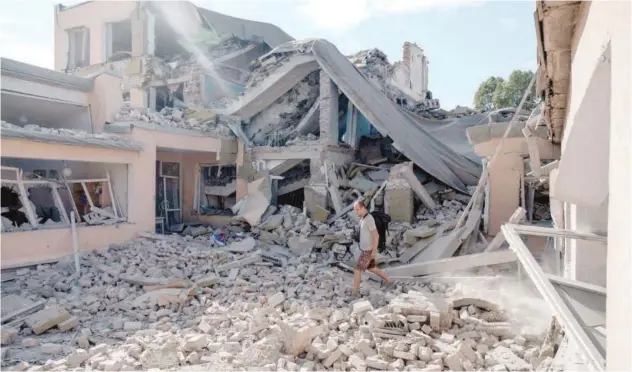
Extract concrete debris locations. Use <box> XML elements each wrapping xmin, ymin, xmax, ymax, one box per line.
<box><xmin>1</xmin><ymin>121</ymin><xmax>139</xmax><ymax>148</ymax></box>
<box><xmin>114</xmin><ymin>102</ymin><xmax>234</xmax><ymax>138</ymax></box>
<box><xmin>0</xmin><ymin>222</ymin><xmax>555</xmax><ymax>371</ymax></box>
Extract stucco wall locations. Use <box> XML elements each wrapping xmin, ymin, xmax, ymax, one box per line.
<box><xmin>89</xmin><ymin>74</ymin><xmax>124</xmax><ymax>133</ymax></box>
<box><xmin>54</xmin><ymin>1</ymin><xmax>138</xmax><ymax>70</ymax></box>
<box><xmin>0</xmin><ymin>138</ymin><xmax>148</xmax><ymax>268</ymax></box>
<box><xmin>557</xmin><ymin>1</ymin><xmax>631</xmax><ymax>369</ymax></box>
<box><xmin>1</xmin><ymin>223</ymin><xmax>140</xmax><ymax>269</ymax></box>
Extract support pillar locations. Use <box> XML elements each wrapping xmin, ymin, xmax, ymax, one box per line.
<box><xmin>236</xmin><ymin>141</ymin><xmax>250</xmax><ymax>201</ymax></box>
<box><xmin>319</xmin><ymin>70</ymin><xmax>339</xmax><ymax>145</ymax></box>
<box><xmin>488</xmin><ymin>154</ymin><xmax>523</xmax><ymax>236</ymax></box>
<box><xmin>385</xmin><ymin>163</ymin><xmax>413</xmax><ymax>223</ymax></box>
<box><xmin>345</xmin><ymin>101</ymin><xmax>359</xmax><ymax>148</ymax></box>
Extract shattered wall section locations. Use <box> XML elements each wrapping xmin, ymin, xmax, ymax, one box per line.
<box><xmin>247</xmin><ymin>71</ymin><xmax>320</xmax><ymax>146</ymax></box>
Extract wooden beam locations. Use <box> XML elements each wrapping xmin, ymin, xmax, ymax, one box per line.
<box><xmin>506</xmin><ymin>223</ymin><xmax>607</xmax><ymax>242</ymax></box>
<box><xmin>502</xmin><ymin>224</ymin><xmax>605</xmax><ymax>372</ymax></box>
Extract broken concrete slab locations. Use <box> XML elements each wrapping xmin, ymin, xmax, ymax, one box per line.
<box><xmin>259</xmin><ymin>215</ymin><xmax>285</xmax><ymax>230</ymax></box>
<box><xmin>287</xmin><ymin>236</ymin><xmax>315</xmax><ymax>256</ymax></box>
<box><xmin>235</xmin><ymin>176</ymin><xmax>272</xmax><ymax>226</ymax></box>
<box><xmin>401</xmin><ymin>162</ymin><xmax>437</xmax><ymax>210</ymax></box>
<box><xmin>385</xmin><ymin>250</ymin><xmax>518</xmax><ymax>277</ymax></box>
<box><xmin>24</xmin><ymin>306</ymin><xmax>71</xmax><ymax>335</ymax></box>
<box><xmin>225</xmin><ymin>237</ymin><xmax>257</xmax><ymax>253</ymax></box>
<box><xmin>404</xmin><ymin>225</ymin><xmax>437</xmax><ymax>245</ymax></box>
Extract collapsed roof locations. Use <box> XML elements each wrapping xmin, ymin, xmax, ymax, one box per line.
<box><xmin>227</xmin><ymin>39</ymin><xmax>484</xmax><ymax>193</ymax></box>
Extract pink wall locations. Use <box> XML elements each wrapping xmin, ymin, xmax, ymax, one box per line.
<box><xmin>1</xmin><ymin>137</ymin><xmax>151</xmax><ymax>267</ymax></box>
<box><xmin>54</xmin><ymin>1</ymin><xmax>138</xmax><ymax>70</ymax></box>
<box><xmin>89</xmin><ymin>74</ymin><xmax>124</xmax><ymax>133</ymax></box>
<box><xmin>157</xmin><ymin>151</ymin><xmax>217</xmax><ymax>223</ymax></box>
<box><xmin>1</xmin><ymin>224</ymin><xmax>140</xmax><ymax>269</ymax></box>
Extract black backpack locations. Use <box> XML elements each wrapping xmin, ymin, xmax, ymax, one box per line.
<box><xmin>370</xmin><ymin>211</ymin><xmax>391</xmax><ymax>253</ymax></box>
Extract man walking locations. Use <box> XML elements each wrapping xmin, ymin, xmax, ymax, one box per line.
<box><xmin>353</xmin><ymin>200</ymin><xmax>392</xmax><ymax>296</ymax></box>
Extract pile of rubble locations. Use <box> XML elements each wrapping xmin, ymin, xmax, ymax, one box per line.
<box><xmin>0</xmin><ymin>121</ymin><xmax>137</xmax><ymax>145</ymax></box>
<box><xmin>248</xmin><ymin>71</ymin><xmax>320</xmax><ymax>146</ymax></box>
<box><xmin>246</xmin><ymin>40</ymin><xmax>316</xmax><ymax>90</ymax></box>
<box><xmin>114</xmin><ymin>102</ymin><xmax>235</xmax><ymax>138</ymax></box>
<box><xmin>1</xmin><ymin>224</ymin><xmax>557</xmax><ymax>371</ymax></box>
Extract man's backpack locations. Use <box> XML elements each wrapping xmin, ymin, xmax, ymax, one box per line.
<box><xmin>370</xmin><ymin>211</ymin><xmax>391</xmax><ymax>253</ymax></box>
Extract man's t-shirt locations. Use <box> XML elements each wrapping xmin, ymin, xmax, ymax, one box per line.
<box><xmin>359</xmin><ymin>213</ymin><xmax>377</xmax><ymax>251</ymax></box>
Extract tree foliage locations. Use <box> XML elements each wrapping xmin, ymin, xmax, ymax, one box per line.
<box><xmin>474</xmin><ymin>76</ymin><xmax>504</xmax><ymax>111</ymax></box>
<box><xmin>474</xmin><ymin>70</ymin><xmax>537</xmax><ymax>111</ymax></box>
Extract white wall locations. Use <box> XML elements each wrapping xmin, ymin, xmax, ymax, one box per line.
<box><xmin>407</xmin><ymin>44</ymin><xmax>427</xmax><ymax>99</ymax></box>
<box><xmin>557</xmin><ymin>1</ymin><xmax>631</xmax><ymax>369</ymax></box>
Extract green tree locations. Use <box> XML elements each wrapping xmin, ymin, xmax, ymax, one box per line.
<box><xmin>474</xmin><ymin>70</ymin><xmax>537</xmax><ymax>111</ymax></box>
<box><xmin>492</xmin><ymin>70</ymin><xmax>536</xmax><ymax>110</ymax></box>
<box><xmin>474</xmin><ymin>76</ymin><xmax>504</xmax><ymax>111</ymax></box>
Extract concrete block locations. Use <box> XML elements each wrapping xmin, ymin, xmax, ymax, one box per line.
<box><xmin>385</xmin><ymin>186</ymin><xmax>413</xmax><ymax>223</ymax></box>
<box><xmin>1</xmin><ymin>327</ymin><xmax>17</xmax><ymax>345</ymax></box>
<box><xmin>25</xmin><ymin>306</ymin><xmax>70</xmax><ymax>335</ymax></box>
<box><xmin>355</xmin><ymin>340</ymin><xmax>376</xmax><ymax>357</ymax></box>
<box><xmin>444</xmin><ymin>353</ymin><xmax>463</xmax><ymax>371</ymax></box>
<box><xmin>352</xmin><ymin>301</ymin><xmax>373</xmax><ymax>314</ymax></box>
<box><xmin>182</xmin><ymin>334</ymin><xmax>208</xmax><ymax>352</ymax></box>
<box><xmin>268</xmin><ymin>292</ymin><xmax>286</xmax><ymax>308</ymax></box>
<box><xmin>365</xmin><ymin>356</ymin><xmax>389</xmax><ymax>370</ymax></box>
<box><xmin>58</xmin><ymin>316</ymin><xmax>78</xmax><ymax>331</ymax></box>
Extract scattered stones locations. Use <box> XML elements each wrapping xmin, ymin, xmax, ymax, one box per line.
<box><xmin>0</xmin><ymin>219</ymin><xmax>547</xmax><ymax>371</ymax></box>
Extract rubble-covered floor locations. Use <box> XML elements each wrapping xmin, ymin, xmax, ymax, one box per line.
<box><xmin>1</xmin><ymin>205</ymin><xmax>560</xmax><ymax>372</ymax></box>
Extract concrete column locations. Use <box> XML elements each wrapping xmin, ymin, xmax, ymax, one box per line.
<box><xmin>304</xmin><ymin>185</ymin><xmax>328</xmax><ymax>221</ymax></box>
<box><xmin>385</xmin><ymin>163</ymin><xmax>413</xmax><ymax>223</ymax></box>
<box><xmin>319</xmin><ymin>70</ymin><xmax>339</xmax><ymax>145</ymax></box>
<box><xmin>131</xmin><ymin>6</ymin><xmax>147</xmax><ymax>58</ymax></box>
<box><xmin>563</xmin><ymin>202</ymin><xmax>608</xmax><ymax>286</ymax></box>
<box><xmin>344</xmin><ymin>101</ymin><xmax>359</xmax><ymax>148</ymax></box>
<box><xmin>488</xmin><ymin>154</ymin><xmax>523</xmax><ymax>236</ymax></box>
<box><xmin>235</xmin><ymin>141</ymin><xmax>250</xmax><ymax>201</ymax></box>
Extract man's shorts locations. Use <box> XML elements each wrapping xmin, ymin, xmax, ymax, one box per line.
<box><xmin>355</xmin><ymin>250</ymin><xmax>377</xmax><ymax>271</ymax></box>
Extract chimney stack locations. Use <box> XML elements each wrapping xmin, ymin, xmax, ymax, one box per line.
<box><xmin>402</xmin><ymin>42</ymin><xmax>412</xmax><ymax>68</ymax></box>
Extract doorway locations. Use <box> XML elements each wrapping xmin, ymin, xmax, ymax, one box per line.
<box><xmin>156</xmin><ymin>161</ymin><xmax>181</xmax><ymax>230</ymax></box>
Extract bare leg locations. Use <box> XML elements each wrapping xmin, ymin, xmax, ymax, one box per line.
<box><xmin>353</xmin><ymin>269</ymin><xmax>362</xmax><ymax>296</ymax></box>
<box><xmin>368</xmin><ymin>267</ymin><xmax>391</xmax><ymax>284</ymax></box>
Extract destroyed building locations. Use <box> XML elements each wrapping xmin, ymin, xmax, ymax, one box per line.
<box><xmin>1</xmin><ymin>0</ymin><xmax>630</xmax><ymax>371</ymax></box>
<box><xmin>54</xmin><ymin>0</ymin><xmax>293</xmax><ymax>110</ymax></box>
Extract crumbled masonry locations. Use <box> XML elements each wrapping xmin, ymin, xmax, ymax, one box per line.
<box><xmin>1</xmin><ymin>200</ymin><xmax>556</xmax><ymax>371</ymax></box>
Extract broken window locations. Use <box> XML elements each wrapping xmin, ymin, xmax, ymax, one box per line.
<box><xmin>197</xmin><ymin>165</ymin><xmax>236</xmax><ymax>216</ymax></box>
<box><xmin>1</xmin><ymin>161</ymin><xmax>127</xmax><ymax>232</ymax></box>
<box><xmin>67</xmin><ymin>27</ymin><xmax>90</xmax><ymax>69</ymax></box>
<box><xmin>106</xmin><ymin>20</ymin><xmax>132</xmax><ymax>61</ymax></box>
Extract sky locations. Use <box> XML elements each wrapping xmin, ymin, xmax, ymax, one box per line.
<box><xmin>0</xmin><ymin>0</ymin><xmax>536</xmax><ymax>109</ymax></box>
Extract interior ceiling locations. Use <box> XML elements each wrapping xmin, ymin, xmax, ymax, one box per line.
<box><xmin>0</xmin><ymin>92</ymin><xmax>89</xmax><ymax>128</ymax></box>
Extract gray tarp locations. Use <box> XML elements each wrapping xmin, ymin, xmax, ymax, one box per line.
<box><xmin>310</xmin><ymin>40</ymin><xmax>481</xmax><ymax>193</ymax></box>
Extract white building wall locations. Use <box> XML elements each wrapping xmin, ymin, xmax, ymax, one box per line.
<box><xmin>407</xmin><ymin>44</ymin><xmax>427</xmax><ymax>100</ymax></box>
<box><xmin>553</xmin><ymin>1</ymin><xmax>631</xmax><ymax>369</ymax></box>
